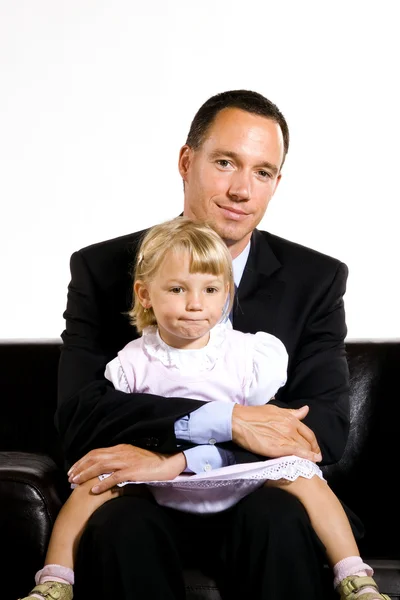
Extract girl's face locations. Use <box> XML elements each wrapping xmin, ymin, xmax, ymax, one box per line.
<box><xmin>135</xmin><ymin>250</ymin><xmax>229</xmax><ymax>349</ymax></box>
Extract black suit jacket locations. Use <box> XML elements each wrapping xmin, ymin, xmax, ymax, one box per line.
<box><xmin>56</xmin><ymin>227</ymin><xmax>350</xmax><ymax>469</ymax></box>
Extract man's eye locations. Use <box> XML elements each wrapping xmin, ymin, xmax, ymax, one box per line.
<box><xmin>217</xmin><ymin>160</ymin><xmax>230</xmax><ymax>168</ymax></box>
<box><xmin>258</xmin><ymin>170</ymin><xmax>271</xmax><ymax>179</ymax></box>
<box><xmin>170</xmin><ymin>287</ymin><xmax>184</xmax><ymax>293</ymax></box>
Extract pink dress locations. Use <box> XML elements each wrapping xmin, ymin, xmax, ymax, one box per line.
<box><xmin>103</xmin><ymin>322</ymin><xmax>324</xmax><ymax>513</ymax></box>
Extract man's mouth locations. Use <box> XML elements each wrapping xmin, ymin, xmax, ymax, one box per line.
<box><xmin>218</xmin><ymin>205</ymin><xmax>248</xmax><ymax>220</ymax></box>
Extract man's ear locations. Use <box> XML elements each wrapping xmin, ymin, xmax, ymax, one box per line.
<box><xmin>178</xmin><ymin>144</ymin><xmax>194</xmax><ymax>181</ymax></box>
<box><xmin>134</xmin><ymin>280</ymin><xmax>151</xmax><ymax>308</ymax></box>
<box><xmin>273</xmin><ymin>172</ymin><xmax>282</xmax><ymax>195</ymax></box>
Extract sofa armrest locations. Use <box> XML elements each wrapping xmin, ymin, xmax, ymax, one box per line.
<box><xmin>0</xmin><ymin>451</ymin><xmax>68</xmax><ymax>599</ymax></box>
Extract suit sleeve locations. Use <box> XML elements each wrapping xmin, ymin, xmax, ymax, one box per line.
<box><xmin>271</xmin><ymin>262</ymin><xmax>350</xmax><ymax>466</ymax></box>
<box><xmin>55</xmin><ymin>250</ymin><xmax>207</xmax><ymax>468</ymax></box>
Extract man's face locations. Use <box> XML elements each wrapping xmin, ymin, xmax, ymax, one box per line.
<box><xmin>179</xmin><ymin>108</ymin><xmax>284</xmax><ymax>258</ymax></box>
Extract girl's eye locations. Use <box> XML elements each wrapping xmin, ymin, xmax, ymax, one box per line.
<box><xmin>171</xmin><ymin>287</ymin><xmax>184</xmax><ymax>294</ymax></box>
<box><xmin>205</xmin><ymin>287</ymin><xmax>218</xmax><ymax>294</ymax></box>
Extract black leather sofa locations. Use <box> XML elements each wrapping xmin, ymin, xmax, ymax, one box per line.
<box><xmin>1</xmin><ymin>340</ymin><xmax>400</xmax><ymax>600</ymax></box>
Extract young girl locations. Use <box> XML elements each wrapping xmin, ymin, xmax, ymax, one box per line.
<box><xmin>21</xmin><ymin>217</ymin><xmax>388</xmax><ymax>600</ymax></box>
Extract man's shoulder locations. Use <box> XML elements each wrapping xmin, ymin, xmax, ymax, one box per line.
<box><xmin>69</xmin><ymin>228</ymin><xmax>150</xmax><ymax>287</ymax></box>
<box><xmin>256</xmin><ymin>229</ymin><xmax>347</xmax><ymax>272</ymax></box>
<box><xmin>77</xmin><ymin>228</ymin><xmax>148</xmax><ymax>261</ymax></box>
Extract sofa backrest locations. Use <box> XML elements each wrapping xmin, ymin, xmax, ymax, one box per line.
<box><xmin>0</xmin><ymin>342</ymin><xmax>63</xmax><ymax>466</ymax></box>
<box><xmin>1</xmin><ymin>340</ymin><xmax>399</xmax><ymax>557</ymax></box>
<box><xmin>323</xmin><ymin>342</ymin><xmax>400</xmax><ymax>557</ymax></box>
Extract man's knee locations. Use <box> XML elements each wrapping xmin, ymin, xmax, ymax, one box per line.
<box><xmin>83</xmin><ymin>494</ymin><xmax>164</xmax><ymax>544</ymax></box>
<box><xmin>235</xmin><ymin>485</ymin><xmax>310</xmax><ymax>532</ymax></box>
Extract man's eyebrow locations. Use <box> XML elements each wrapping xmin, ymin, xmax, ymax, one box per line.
<box><xmin>209</xmin><ymin>149</ymin><xmax>280</xmax><ymax>176</ymax></box>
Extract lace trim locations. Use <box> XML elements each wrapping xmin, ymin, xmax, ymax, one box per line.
<box><xmin>116</xmin><ymin>458</ymin><xmax>324</xmax><ymax>489</ymax></box>
<box><xmin>142</xmin><ymin>323</ymin><xmax>228</xmax><ymax>371</ymax></box>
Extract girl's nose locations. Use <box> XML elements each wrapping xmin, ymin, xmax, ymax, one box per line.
<box><xmin>186</xmin><ymin>292</ymin><xmax>202</xmax><ymax>311</ymax></box>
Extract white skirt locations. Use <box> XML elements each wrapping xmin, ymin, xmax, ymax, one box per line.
<box><xmin>99</xmin><ymin>455</ymin><xmax>324</xmax><ymax>514</ymax></box>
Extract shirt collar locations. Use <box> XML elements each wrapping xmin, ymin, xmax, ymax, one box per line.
<box><xmin>232</xmin><ymin>241</ymin><xmax>251</xmax><ymax>287</ymax></box>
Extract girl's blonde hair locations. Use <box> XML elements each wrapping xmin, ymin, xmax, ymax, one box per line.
<box><xmin>129</xmin><ymin>216</ymin><xmax>235</xmax><ymax>333</ymax></box>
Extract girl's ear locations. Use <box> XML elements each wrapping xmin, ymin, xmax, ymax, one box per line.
<box><xmin>134</xmin><ymin>280</ymin><xmax>151</xmax><ymax>308</ymax></box>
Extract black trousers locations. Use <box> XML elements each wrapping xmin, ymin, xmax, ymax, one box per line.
<box><xmin>73</xmin><ymin>486</ymin><xmax>345</xmax><ymax>600</ymax></box>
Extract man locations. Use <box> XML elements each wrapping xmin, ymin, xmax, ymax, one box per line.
<box><xmin>56</xmin><ymin>90</ymin><xmax>353</xmax><ymax>599</ymax></box>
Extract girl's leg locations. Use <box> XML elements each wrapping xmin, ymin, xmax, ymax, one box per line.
<box><xmin>20</xmin><ymin>478</ymin><xmax>120</xmax><ymax>599</ymax></box>
<box><xmin>266</xmin><ymin>475</ymin><xmax>358</xmax><ymax>566</ymax></box>
<box><xmin>44</xmin><ymin>477</ymin><xmax>120</xmax><ymax>568</ymax></box>
<box><xmin>264</xmin><ymin>476</ymin><xmax>388</xmax><ymax>599</ymax></box>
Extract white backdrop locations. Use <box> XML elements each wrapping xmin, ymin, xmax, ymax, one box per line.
<box><xmin>1</xmin><ymin>0</ymin><xmax>399</xmax><ymax>341</ymax></box>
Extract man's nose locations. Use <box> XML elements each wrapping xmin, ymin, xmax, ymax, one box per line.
<box><xmin>228</xmin><ymin>170</ymin><xmax>251</xmax><ymax>201</ymax></box>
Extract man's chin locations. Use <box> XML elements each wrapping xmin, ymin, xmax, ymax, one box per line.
<box><xmin>214</xmin><ymin>224</ymin><xmax>252</xmax><ymax>246</ymax></box>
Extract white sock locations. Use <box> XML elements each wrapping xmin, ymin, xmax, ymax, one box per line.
<box><xmin>333</xmin><ymin>556</ymin><xmax>379</xmax><ymax>597</ymax></box>
<box><xmin>35</xmin><ymin>564</ymin><xmax>74</xmax><ymax>586</ymax></box>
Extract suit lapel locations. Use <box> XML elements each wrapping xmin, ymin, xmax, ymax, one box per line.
<box><xmin>234</xmin><ymin>229</ymin><xmax>285</xmax><ymax>336</ymax></box>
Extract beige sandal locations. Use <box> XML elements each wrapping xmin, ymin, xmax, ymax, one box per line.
<box><xmin>337</xmin><ymin>575</ymin><xmax>390</xmax><ymax>599</ymax></box>
<box><xmin>19</xmin><ymin>580</ymin><xmax>73</xmax><ymax>600</ymax></box>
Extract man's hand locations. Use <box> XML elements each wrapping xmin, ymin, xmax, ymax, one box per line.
<box><xmin>232</xmin><ymin>404</ymin><xmax>322</xmax><ymax>462</ymax></box>
<box><xmin>67</xmin><ymin>444</ymin><xmax>187</xmax><ymax>494</ymax></box>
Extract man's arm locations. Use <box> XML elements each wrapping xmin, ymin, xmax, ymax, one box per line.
<box><xmin>177</xmin><ymin>402</ymin><xmax>321</xmax><ymax>463</ymax></box>
<box><xmin>267</xmin><ymin>262</ymin><xmax>350</xmax><ymax>466</ymax></box>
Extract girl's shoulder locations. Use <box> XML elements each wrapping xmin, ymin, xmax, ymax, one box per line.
<box><xmin>224</xmin><ymin>325</ymin><xmax>287</xmax><ymax>355</ymax></box>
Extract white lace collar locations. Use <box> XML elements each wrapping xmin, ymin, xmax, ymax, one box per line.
<box><xmin>141</xmin><ymin>322</ymin><xmax>230</xmax><ymax>372</ymax></box>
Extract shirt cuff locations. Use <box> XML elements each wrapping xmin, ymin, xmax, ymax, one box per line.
<box><xmin>174</xmin><ymin>401</ymin><xmax>234</xmax><ymax>444</ymax></box>
<box><xmin>183</xmin><ymin>445</ymin><xmax>236</xmax><ymax>474</ymax></box>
